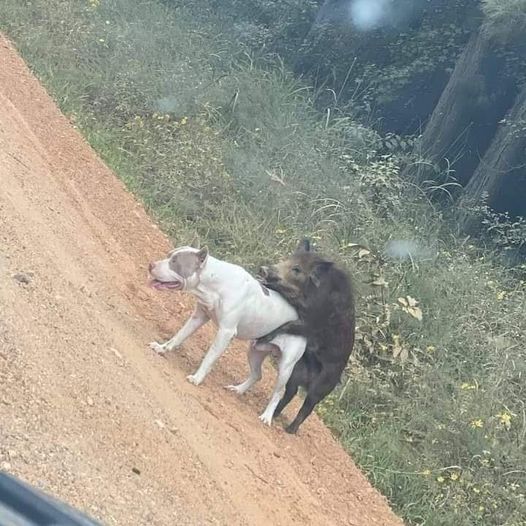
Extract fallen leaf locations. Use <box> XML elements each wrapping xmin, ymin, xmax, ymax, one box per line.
<box><xmin>407</xmin><ymin>306</ymin><xmax>423</xmax><ymax>321</ymax></box>
<box><xmin>371</xmin><ymin>277</ymin><xmax>388</xmax><ymax>287</ymax></box>
<box><xmin>398</xmin><ymin>296</ymin><xmax>423</xmax><ymax>321</ymax></box>
<box><xmin>392</xmin><ymin>335</ymin><xmax>402</xmax><ymax>358</ymax></box>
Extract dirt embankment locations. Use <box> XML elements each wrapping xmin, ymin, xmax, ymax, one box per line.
<box><xmin>0</xmin><ymin>34</ymin><xmax>402</xmax><ymax>526</ymax></box>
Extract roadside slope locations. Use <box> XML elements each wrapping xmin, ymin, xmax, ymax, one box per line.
<box><xmin>0</xmin><ymin>34</ymin><xmax>402</xmax><ymax>526</ymax></box>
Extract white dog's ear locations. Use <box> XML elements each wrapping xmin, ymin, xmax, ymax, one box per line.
<box><xmin>197</xmin><ymin>246</ymin><xmax>208</xmax><ymax>265</ymax></box>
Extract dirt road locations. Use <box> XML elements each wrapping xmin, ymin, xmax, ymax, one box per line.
<box><xmin>0</xmin><ymin>34</ymin><xmax>402</xmax><ymax>526</ymax></box>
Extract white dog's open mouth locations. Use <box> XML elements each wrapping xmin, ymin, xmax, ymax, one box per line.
<box><xmin>149</xmin><ymin>279</ymin><xmax>183</xmax><ymax>291</ymax></box>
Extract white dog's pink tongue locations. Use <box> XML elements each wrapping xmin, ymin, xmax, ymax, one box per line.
<box><xmin>150</xmin><ymin>280</ymin><xmax>180</xmax><ymax>290</ymax></box>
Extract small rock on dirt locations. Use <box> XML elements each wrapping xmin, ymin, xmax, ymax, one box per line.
<box><xmin>109</xmin><ymin>347</ymin><xmax>123</xmax><ymax>360</ymax></box>
<box><xmin>13</xmin><ymin>272</ymin><xmax>32</xmax><ymax>285</ymax></box>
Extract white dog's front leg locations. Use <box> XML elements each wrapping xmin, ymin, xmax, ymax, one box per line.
<box><xmin>150</xmin><ymin>307</ymin><xmax>209</xmax><ymax>355</ymax></box>
<box><xmin>187</xmin><ymin>327</ymin><xmax>237</xmax><ymax>385</ymax></box>
<box><xmin>259</xmin><ymin>336</ymin><xmax>306</xmax><ymax>426</ymax></box>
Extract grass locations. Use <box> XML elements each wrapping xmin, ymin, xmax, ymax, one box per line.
<box><xmin>1</xmin><ymin>1</ymin><xmax>525</xmax><ymax>524</ymax></box>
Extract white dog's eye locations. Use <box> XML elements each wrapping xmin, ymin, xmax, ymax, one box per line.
<box><xmin>291</xmin><ymin>266</ymin><xmax>301</xmax><ymax>274</ymax></box>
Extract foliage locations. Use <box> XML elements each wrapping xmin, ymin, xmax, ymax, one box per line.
<box><xmin>483</xmin><ymin>211</ymin><xmax>526</xmax><ymax>256</ymax></box>
<box><xmin>467</xmin><ymin>199</ymin><xmax>526</xmax><ymax>265</ymax></box>
<box><xmin>193</xmin><ymin>0</ymin><xmax>478</xmax><ymax>133</ymax></box>
<box><xmin>1</xmin><ymin>1</ymin><xmax>525</xmax><ymax>525</ymax></box>
<box><xmin>482</xmin><ymin>0</ymin><xmax>526</xmax><ymax>40</ymax></box>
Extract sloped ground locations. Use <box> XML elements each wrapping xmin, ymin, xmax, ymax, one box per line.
<box><xmin>0</xmin><ymin>34</ymin><xmax>402</xmax><ymax>526</ymax></box>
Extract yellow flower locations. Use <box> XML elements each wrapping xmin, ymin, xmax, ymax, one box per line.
<box><xmin>496</xmin><ymin>291</ymin><xmax>506</xmax><ymax>301</ymax></box>
<box><xmin>450</xmin><ymin>472</ymin><xmax>460</xmax><ymax>481</ymax></box>
<box><xmin>497</xmin><ymin>411</ymin><xmax>513</xmax><ymax>430</ymax></box>
<box><xmin>470</xmin><ymin>419</ymin><xmax>484</xmax><ymax>429</ymax></box>
<box><xmin>421</xmin><ymin>469</ymin><xmax>431</xmax><ymax>476</ymax></box>
<box><xmin>180</xmin><ymin>116</ymin><xmax>188</xmax><ymax>125</ymax></box>
<box><xmin>426</xmin><ymin>345</ymin><xmax>436</xmax><ymax>353</ymax></box>
<box><xmin>461</xmin><ymin>382</ymin><xmax>477</xmax><ymax>390</ymax></box>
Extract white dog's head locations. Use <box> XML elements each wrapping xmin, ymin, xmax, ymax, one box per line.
<box><xmin>149</xmin><ymin>246</ymin><xmax>208</xmax><ymax>292</ymax></box>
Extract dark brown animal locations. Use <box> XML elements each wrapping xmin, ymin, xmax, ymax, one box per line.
<box><xmin>257</xmin><ymin>239</ymin><xmax>355</xmax><ymax>434</ymax></box>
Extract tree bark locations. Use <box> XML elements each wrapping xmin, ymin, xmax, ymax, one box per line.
<box><xmin>406</xmin><ymin>29</ymin><xmax>517</xmax><ymax>186</ymax></box>
<box><xmin>458</xmin><ymin>84</ymin><xmax>526</xmax><ymax>229</ymax></box>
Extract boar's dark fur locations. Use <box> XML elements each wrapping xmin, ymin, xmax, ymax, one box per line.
<box><xmin>258</xmin><ymin>239</ymin><xmax>355</xmax><ymax>434</ymax></box>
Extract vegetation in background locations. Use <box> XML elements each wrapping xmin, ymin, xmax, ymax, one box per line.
<box><xmin>199</xmin><ymin>0</ymin><xmax>526</xmax><ymax>220</ymax></box>
<box><xmin>1</xmin><ymin>1</ymin><xmax>525</xmax><ymax>524</ymax></box>
<box><xmin>201</xmin><ymin>0</ymin><xmax>479</xmax><ymax>132</ymax></box>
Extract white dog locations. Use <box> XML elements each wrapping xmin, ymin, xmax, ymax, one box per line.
<box><xmin>148</xmin><ymin>246</ymin><xmax>306</xmax><ymax>425</ymax></box>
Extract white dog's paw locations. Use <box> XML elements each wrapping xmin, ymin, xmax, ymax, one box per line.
<box><xmin>225</xmin><ymin>384</ymin><xmax>246</xmax><ymax>395</ymax></box>
<box><xmin>259</xmin><ymin>412</ymin><xmax>273</xmax><ymax>426</ymax></box>
<box><xmin>186</xmin><ymin>374</ymin><xmax>204</xmax><ymax>386</ymax></box>
<box><xmin>149</xmin><ymin>341</ymin><xmax>167</xmax><ymax>355</ymax></box>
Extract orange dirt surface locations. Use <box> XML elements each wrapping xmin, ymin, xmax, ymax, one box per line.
<box><xmin>0</xmin><ymin>34</ymin><xmax>403</xmax><ymax>526</ymax></box>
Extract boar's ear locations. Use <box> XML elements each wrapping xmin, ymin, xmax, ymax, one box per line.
<box><xmin>295</xmin><ymin>238</ymin><xmax>312</xmax><ymax>254</ymax></box>
<box><xmin>197</xmin><ymin>246</ymin><xmax>209</xmax><ymax>265</ymax></box>
<box><xmin>310</xmin><ymin>260</ymin><xmax>333</xmax><ymax>288</ymax></box>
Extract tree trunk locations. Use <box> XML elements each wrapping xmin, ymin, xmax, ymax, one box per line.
<box><xmin>406</xmin><ymin>29</ymin><xmax>517</xmax><ymax>186</ymax></box>
<box><xmin>458</xmin><ymin>84</ymin><xmax>526</xmax><ymax>229</ymax></box>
